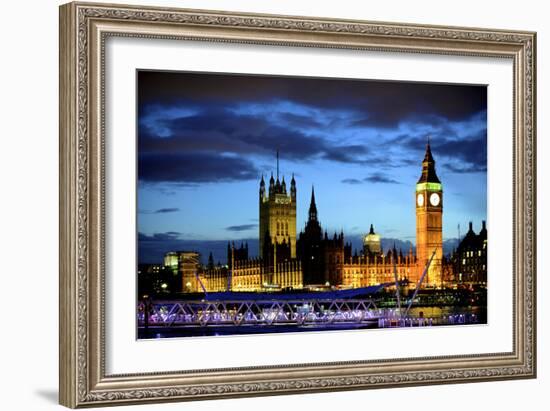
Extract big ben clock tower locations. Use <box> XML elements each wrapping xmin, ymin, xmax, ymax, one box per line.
<box><xmin>415</xmin><ymin>141</ymin><xmax>443</xmax><ymax>287</ymax></box>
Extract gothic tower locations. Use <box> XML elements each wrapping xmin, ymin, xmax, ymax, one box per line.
<box><xmin>297</xmin><ymin>186</ymin><xmax>324</xmax><ymax>285</ymax></box>
<box><xmin>415</xmin><ymin>140</ymin><xmax>443</xmax><ymax>287</ymax></box>
<box><xmin>259</xmin><ymin>152</ymin><xmax>297</xmax><ymax>259</ymax></box>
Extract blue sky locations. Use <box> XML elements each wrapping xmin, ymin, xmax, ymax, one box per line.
<box><xmin>137</xmin><ymin>71</ymin><xmax>487</xmax><ymax>264</ymax></box>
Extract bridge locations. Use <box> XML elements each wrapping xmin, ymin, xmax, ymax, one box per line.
<box><xmin>137</xmin><ymin>252</ymin><xmax>480</xmax><ymax>330</ymax></box>
<box><xmin>138</xmin><ymin>298</ymin><xmax>380</xmax><ymax>327</ymax></box>
<box><xmin>137</xmin><ymin>297</ymin><xmax>480</xmax><ymax>329</ymax></box>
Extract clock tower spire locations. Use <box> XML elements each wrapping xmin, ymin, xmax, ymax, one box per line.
<box><xmin>415</xmin><ymin>138</ymin><xmax>443</xmax><ymax>287</ymax></box>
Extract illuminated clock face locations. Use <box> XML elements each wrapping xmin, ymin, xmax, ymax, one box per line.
<box><xmin>417</xmin><ymin>193</ymin><xmax>424</xmax><ymax>207</ymax></box>
<box><xmin>430</xmin><ymin>192</ymin><xmax>441</xmax><ymax>206</ymax></box>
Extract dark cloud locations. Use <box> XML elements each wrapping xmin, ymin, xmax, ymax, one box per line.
<box><xmin>140</xmin><ymin>108</ymin><xmax>370</xmax><ymax>164</ymax></box>
<box><xmin>138</xmin><ymin>107</ymin><xmax>371</xmax><ymax>184</ymax></box>
<box><xmin>139</xmin><ymin>231</ymin><xmax>182</xmax><ymax>241</ymax></box>
<box><xmin>146</xmin><ymin>110</ymin><xmax>325</xmax><ymax>160</ymax></box>
<box><xmin>137</xmin><ymin>71</ymin><xmax>487</xmax><ymax>186</ymax></box>
<box><xmin>277</xmin><ymin>112</ymin><xmax>324</xmax><ymax>129</ymax></box>
<box><xmin>434</xmin><ymin>132</ymin><xmax>487</xmax><ymax>174</ymax></box>
<box><xmin>444</xmin><ymin>162</ymin><xmax>487</xmax><ymax>173</ymax></box>
<box><xmin>138</xmin><ymin>152</ymin><xmax>259</xmax><ymax>184</ymax></box>
<box><xmin>138</xmin><ymin>71</ymin><xmax>486</xmax><ymax>127</ymax></box>
<box><xmin>322</xmin><ymin>145</ymin><xmax>369</xmax><ymax>164</ymax></box>
<box><xmin>225</xmin><ymin>224</ymin><xmax>258</xmax><ymax>232</ymax></box>
<box><xmin>364</xmin><ymin>173</ymin><xmax>400</xmax><ymax>184</ymax></box>
<box><xmin>154</xmin><ymin>207</ymin><xmax>180</xmax><ymax>213</ymax></box>
<box><xmin>342</xmin><ymin>173</ymin><xmax>401</xmax><ymax>185</ymax></box>
<box><xmin>395</xmin><ymin>126</ymin><xmax>487</xmax><ymax>175</ymax></box>
<box><xmin>140</xmin><ymin>207</ymin><xmax>181</xmax><ymax>214</ymax></box>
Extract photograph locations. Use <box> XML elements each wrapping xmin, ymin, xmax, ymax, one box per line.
<box><xmin>136</xmin><ymin>71</ymin><xmax>488</xmax><ymax>339</ymax></box>
<box><xmin>56</xmin><ymin>1</ymin><xmax>536</xmax><ymax>407</ymax></box>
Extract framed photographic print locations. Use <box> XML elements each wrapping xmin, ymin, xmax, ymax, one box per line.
<box><xmin>135</xmin><ymin>71</ymin><xmax>488</xmax><ymax>340</ymax></box>
<box><xmin>59</xmin><ymin>1</ymin><xmax>537</xmax><ymax>408</ymax></box>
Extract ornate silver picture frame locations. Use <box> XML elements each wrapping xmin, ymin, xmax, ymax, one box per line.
<box><xmin>59</xmin><ymin>1</ymin><xmax>536</xmax><ymax>408</ymax></box>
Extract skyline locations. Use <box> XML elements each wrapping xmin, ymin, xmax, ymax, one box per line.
<box><xmin>137</xmin><ymin>71</ymin><xmax>487</xmax><ymax>264</ymax></box>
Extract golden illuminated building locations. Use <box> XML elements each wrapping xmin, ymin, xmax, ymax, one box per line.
<box><xmin>163</xmin><ymin>252</ymin><xmax>180</xmax><ymax>274</ymax></box>
<box><xmin>170</xmin><ymin>144</ymin><xmax>480</xmax><ymax>293</ymax></box>
<box><xmin>341</xmin><ymin>246</ymin><xmax>416</xmax><ymax>288</ymax></box>
<box><xmin>152</xmin><ymin>251</ymin><xmax>202</xmax><ymax>292</ymax></box>
<box><xmin>196</xmin><ymin>255</ymin><xmax>302</xmax><ymax>292</ymax></box>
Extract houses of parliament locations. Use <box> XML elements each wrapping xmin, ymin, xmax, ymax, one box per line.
<box><xmin>169</xmin><ymin>143</ymin><xmax>487</xmax><ymax>293</ymax></box>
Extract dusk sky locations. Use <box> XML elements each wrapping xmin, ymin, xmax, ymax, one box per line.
<box><xmin>137</xmin><ymin>71</ymin><xmax>487</xmax><ymax>264</ymax></box>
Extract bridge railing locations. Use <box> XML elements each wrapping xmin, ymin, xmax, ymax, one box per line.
<box><xmin>137</xmin><ymin>298</ymin><xmax>379</xmax><ymax>327</ymax></box>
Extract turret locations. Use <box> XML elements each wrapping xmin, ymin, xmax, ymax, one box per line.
<box><xmin>479</xmin><ymin>220</ymin><xmax>487</xmax><ymax>241</ymax></box>
<box><xmin>290</xmin><ymin>173</ymin><xmax>296</xmax><ymax>201</ymax></box>
<box><xmin>269</xmin><ymin>172</ymin><xmax>275</xmax><ymax>196</ymax></box>
<box><xmin>260</xmin><ymin>175</ymin><xmax>265</xmax><ymax>199</ymax></box>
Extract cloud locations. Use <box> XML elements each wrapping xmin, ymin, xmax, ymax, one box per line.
<box><xmin>154</xmin><ymin>207</ymin><xmax>180</xmax><ymax>213</ymax></box>
<box><xmin>342</xmin><ymin>173</ymin><xmax>400</xmax><ymax>184</ymax></box>
<box><xmin>140</xmin><ymin>207</ymin><xmax>180</xmax><ymax>214</ymax></box>
<box><xmin>137</xmin><ymin>72</ymin><xmax>487</xmax><ymax>185</ymax></box>
<box><xmin>225</xmin><ymin>224</ymin><xmax>258</xmax><ymax>232</ymax></box>
<box><xmin>364</xmin><ymin>173</ymin><xmax>400</xmax><ymax>184</ymax></box>
<box><xmin>140</xmin><ymin>108</ymin><xmax>369</xmax><ymax>164</ymax></box>
<box><xmin>138</xmin><ymin>71</ymin><xmax>487</xmax><ymax>128</ymax></box>
<box><xmin>139</xmin><ymin>231</ymin><xmax>182</xmax><ymax>241</ymax></box>
<box><xmin>138</xmin><ymin>152</ymin><xmax>259</xmax><ymax>184</ymax></box>
<box><xmin>341</xmin><ymin>178</ymin><xmax>363</xmax><ymax>185</ymax></box>
<box><xmin>444</xmin><ymin>163</ymin><xmax>487</xmax><ymax>173</ymax></box>
<box><xmin>322</xmin><ymin>145</ymin><xmax>369</xmax><ymax>164</ymax></box>
<box><xmin>435</xmin><ymin>131</ymin><xmax>487</xmax><ymax>174</ymax></box>
<box><xmin>137</xmin><ymin>72</ymin><xmax>488</xmax><ymax>188</ymax></box>
<box><xmin>390</xmin><ymin>120</ymin><xmax>487</xmax><ymax>175</ymax></box>
<box><xmin>138</xmin><ymin>105</ymin><xmax>374</xmax><ymax>184</ymax></box>
<box><xmin>277</xmin><ymin>112</ymin><xmax>324</xmax><ymax>129</ymax></box>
